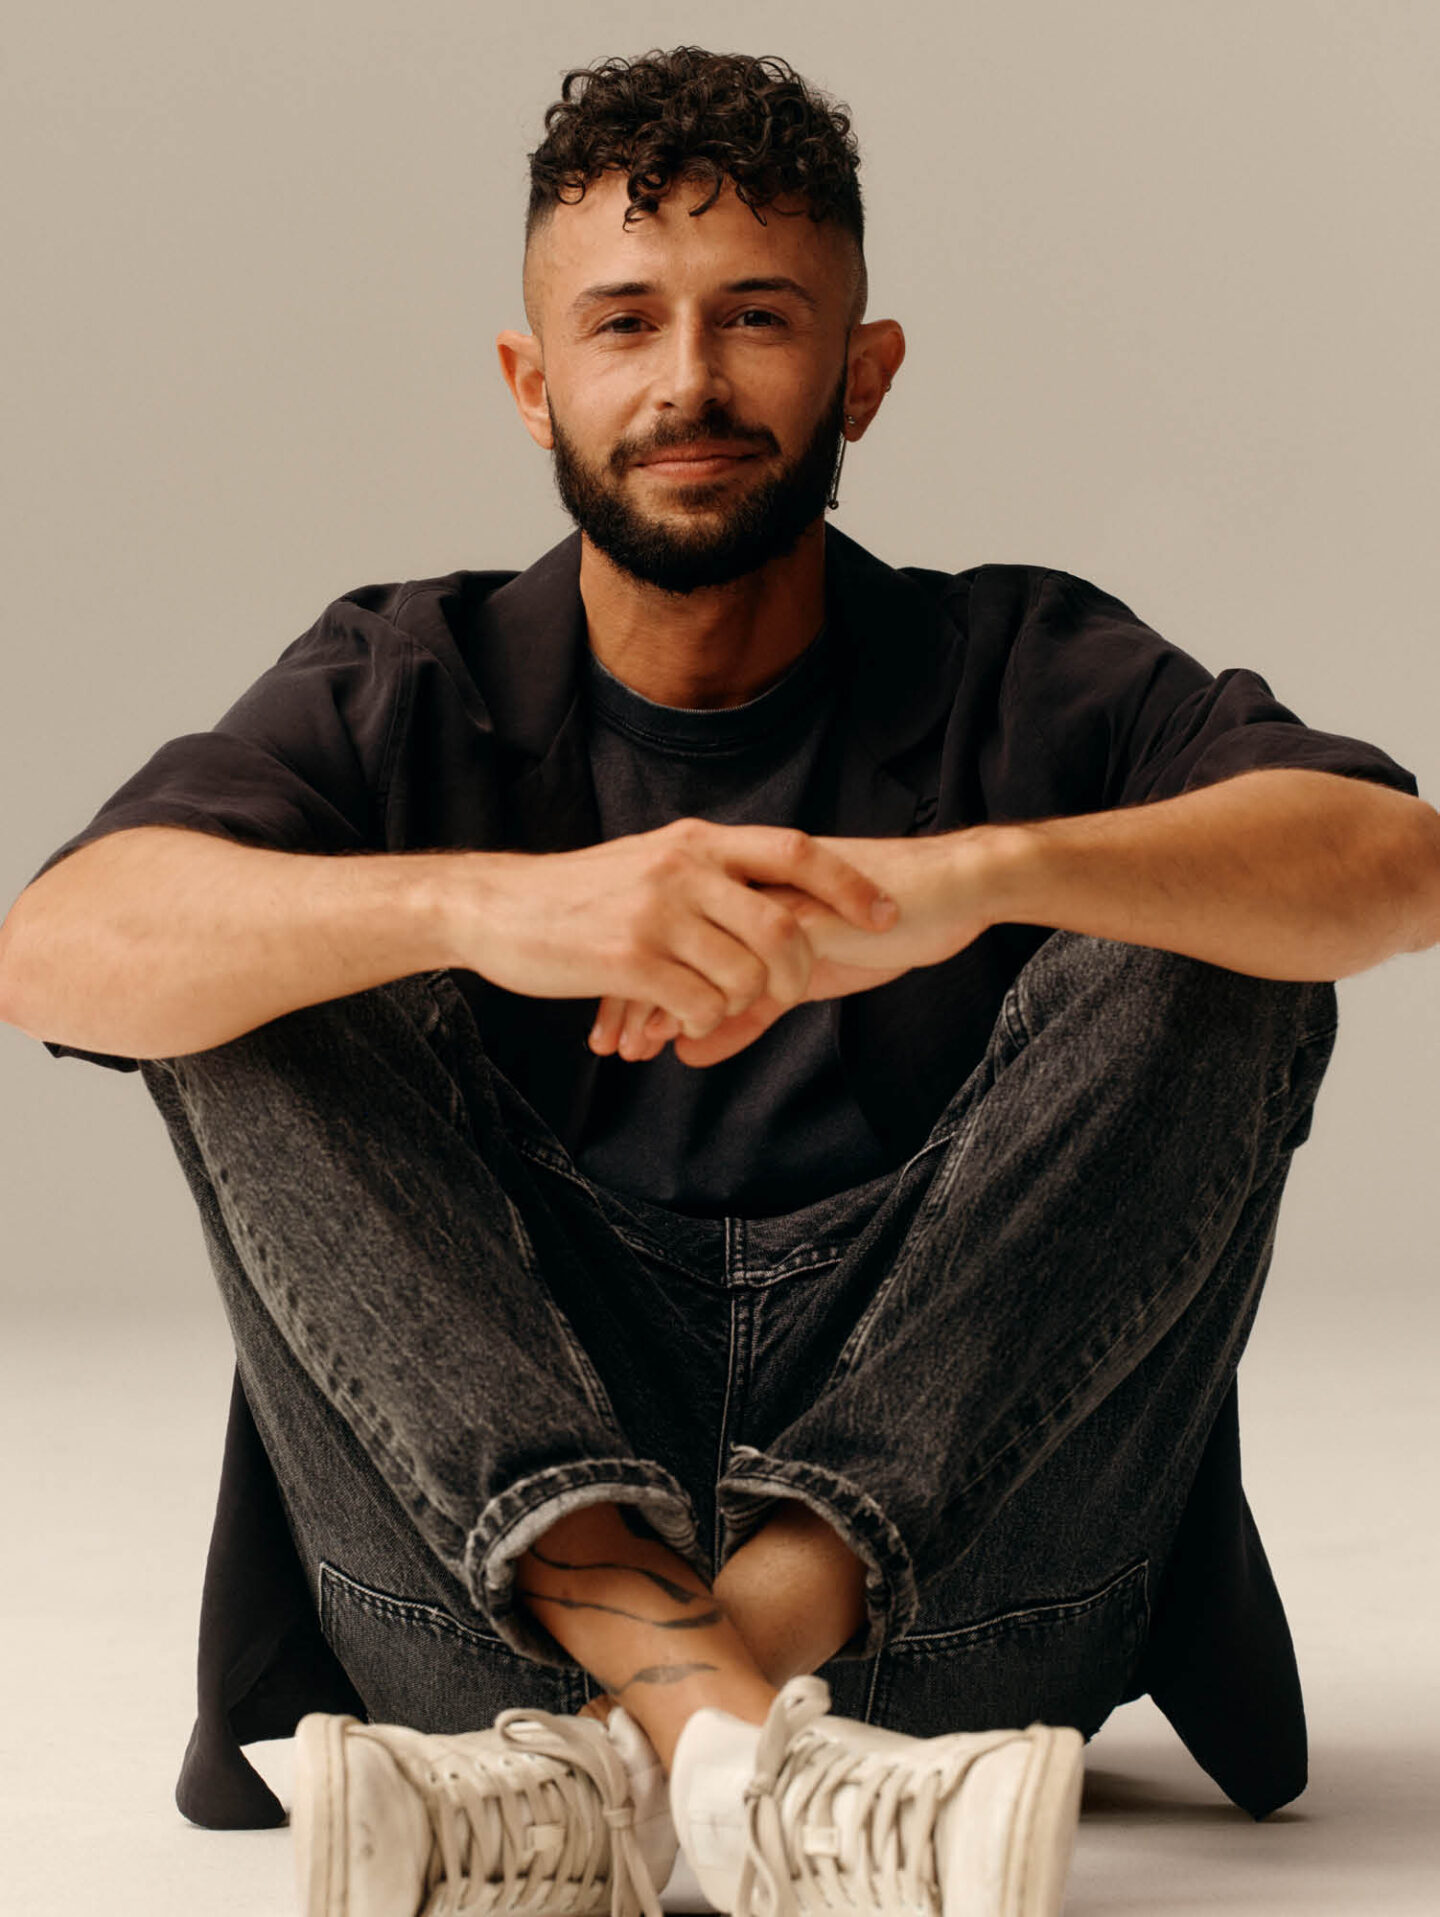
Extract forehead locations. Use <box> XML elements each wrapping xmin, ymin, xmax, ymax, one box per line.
<box><xmin>527</xmin><ymin>170</ymin><xmax>852</xmax><ymax>322</ymax></box>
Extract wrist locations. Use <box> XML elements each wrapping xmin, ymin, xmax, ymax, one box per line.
<box><xmin>967</xmin><ymin>821</ymin><xmax>1050</xmax><ymax>928</ymax></box>
<box><xmin>405</xmin><ymin>848</ymin><xmax>513</xmax><ymax>974</ymax></box>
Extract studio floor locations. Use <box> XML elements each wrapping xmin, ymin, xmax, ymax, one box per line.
<box><xmin>3</xmin><ymin>1298</ymin><xmax>1435</xmax><ymax>1916</ymax></box>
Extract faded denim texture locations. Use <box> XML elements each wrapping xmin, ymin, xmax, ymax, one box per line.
<box><xmin>140</xmin><ymin>930</ymin><xmax>1337</xmax><ymax>1741</ymax></box>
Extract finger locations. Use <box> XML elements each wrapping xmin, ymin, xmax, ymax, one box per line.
<box><xmin>644</xmin><ymin>1008</ymin><xmax>682</xmax><ymax>1052</ymax></box>
<box><xmin>589</xmin><ymin>997</ymin><xmax>673</xmax><ymax>1062</ymax></box>
<box><xmin>605</xmin><ymin>957</ymin><xmax>730</xmax><ymax>1043</ymax></box>
<box><xmin>588</xmin><ymin>996</ymin><xmax>626</xmax><ymax>1054</ymax></box>
<box><xmin>702</xmin><ymin>825</ymin><xmax>898</xmax><ymax>932</ymax></box>
<box><xmin>680</xmin><ymin>868</ymin><xmax>815</xmax><ymax>1008</ymax></box>
<box><xmin>660</xmin><ymin>905</ymin><xmax>794</xmax><ymax>1022</ymax></box>
<box><xmin>617</xmin><ymin>998</ymin><xmax>660</xmax><ymax>1060</ymax></box>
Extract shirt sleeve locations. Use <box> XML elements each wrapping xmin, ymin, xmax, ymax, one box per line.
<box><xmin>1011</xmin><ymin>570</ymin><xmax>1420</xmax><ymax>811</ymax></box>
<box><xmin>31</xmin><ymin>595</ymin><xmax>411</xmax><ymax>1072</ymax></box>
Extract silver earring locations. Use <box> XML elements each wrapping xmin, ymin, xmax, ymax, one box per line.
<box><xmin>829</xmin><ymin>409</ymin><xmax>863</xmax><ymax>511</ymax></box>
<box><xmin>830</xmin><ymin>415</ymin><xmax>861</xmax><ymax>510</ymax></box>
<box><xmin>827</xmin><ymin>434</ymin><xmax>848</xmax><ymax>511</ymax></box>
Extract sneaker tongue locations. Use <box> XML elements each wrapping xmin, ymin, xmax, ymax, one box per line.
<box><xmin>603</xmin><ymin>1705</ymin><xmax>661</xmax><ymax>1798</ymax></box>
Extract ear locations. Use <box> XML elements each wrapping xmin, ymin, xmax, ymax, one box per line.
<box><xmin>496</xmin><ymin>330</ymin><xmax>553</xmax><ymax>450</ymax></box>
<box><xmin>842</xmin><ymin>320</ymin><xmax>906</xmax><ymax>438</ymax></box>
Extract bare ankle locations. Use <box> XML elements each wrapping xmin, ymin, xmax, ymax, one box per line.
<box><xmin>625</xmin><ymin>1669</ymin><xmax>778</xmax><ymax>1771</ymax></box>
<box><xmin>712</xmin><ymin>1501</ymin><xmax>867</xmax><ymax>1684</ymax></box>
<box><xmin>514</xmin><ymin>1501</ymin><xmax>777</xmax><ymax>1770</ymax></box>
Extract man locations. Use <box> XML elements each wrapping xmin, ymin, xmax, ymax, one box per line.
<box><xmin>1</xmin><ymin>43</ymin><xmax>1435</xmax><ymax>1917</ymax></box>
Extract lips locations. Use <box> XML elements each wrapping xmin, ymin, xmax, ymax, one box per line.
<box><xmin>635</xmin><ymin>443</ymin><xmax>761</xmax><ymax>472</ymax></box>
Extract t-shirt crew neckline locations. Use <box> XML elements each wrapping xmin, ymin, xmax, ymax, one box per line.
<box><xmin>584</xmin><ymin>624</ymin><xmax>833</xmax><ymax>755</ymax></box>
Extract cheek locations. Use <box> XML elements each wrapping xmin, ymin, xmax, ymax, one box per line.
<box><xmin>543</xmin><ymin>404</ymin><xmax>605</xmax><ymax>468</ymax></box>
<box><xmin>548</xmin><ymin>364</ymin><xmax>640</xmax><ymax>451</ymax></box>
<box><xmin>733</xmin><ymin>337</ymin><xmax>843</xmax><ymax>416</ymax></box>
<box><xmin>758</xmin><ymin>371</ymin><xmax>841</xmax><ymax>451</ymax></box>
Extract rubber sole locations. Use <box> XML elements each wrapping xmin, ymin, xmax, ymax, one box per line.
<box><xmin>293</xmin><ymin>1711</ymin><xmax>361</xmax><ymax>1917</ymax></box>
<box><xmin>1001</xmin><ymin>1725</ymin><xmax>1086</xmax><ymax>1917</ymax></box>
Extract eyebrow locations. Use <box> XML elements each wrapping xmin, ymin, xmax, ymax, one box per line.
<box><xmin>570</xmin><ymin>275</ymin><xmax>820</xmax><ymax>315</ymax></box>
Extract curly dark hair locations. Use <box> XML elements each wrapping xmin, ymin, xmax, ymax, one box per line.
<box><xmin>526</xmin><ymin>47</ymin><xmax>865</xmax><ymax>263</ymax></box>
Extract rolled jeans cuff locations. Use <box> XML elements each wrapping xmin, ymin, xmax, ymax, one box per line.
<box><xmin>464</xmin><ymin>1458</ymin><xmax>705</xmax><ymax>1667</ymax></box>
<box><xmin>717</xmin><ymin>1445</ymin><xmax>919</xmax><ymax>1659</ymax></box>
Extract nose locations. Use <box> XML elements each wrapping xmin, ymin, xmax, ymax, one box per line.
<box><xmin>654</xmin><ymin>314</ymin><xmax>732</xmax><ymax>418</ymax></box>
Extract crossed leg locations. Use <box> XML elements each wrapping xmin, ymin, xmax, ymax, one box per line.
<box><xmin>523</xmin><ymin>928</ymin><xmax>1338</xmax><ymax>1780</ymax></box>
<box><xmin>529</xmin><ymin>1497</ymin><xmax>867</xmax><ymax>1766</ymax></box>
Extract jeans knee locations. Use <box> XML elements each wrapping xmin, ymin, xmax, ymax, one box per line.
<box><xmin>1004</xmin><ymin>936</ymin><xmax>1339</xmax><ymax>1165</ymax></box>
<box><xmin>1019</xmin><ymin>932</ymin><xmax>1335</xmax><ymax>1057</ymax></box>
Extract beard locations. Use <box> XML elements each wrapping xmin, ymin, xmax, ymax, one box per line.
<box><xmin>548</xmin><ymin>372</ymin><xmax>848</xmax><ymax>595</ymax></box>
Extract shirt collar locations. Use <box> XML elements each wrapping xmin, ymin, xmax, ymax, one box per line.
<box><xmin>464</xmin><ymin>526</ymin><xmax>963</xmax><ymax>772</ymax></box>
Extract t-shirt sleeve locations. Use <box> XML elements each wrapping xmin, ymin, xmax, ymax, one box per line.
<box><xmin>30</xmin><ymin>596</ymin><xmax>410</xmax><ymax>1072</ymax></box>
<box><xmin>1010</xmin><ymin>570</ymin><xmax>1420</xmax><ymax>811</ymax></box>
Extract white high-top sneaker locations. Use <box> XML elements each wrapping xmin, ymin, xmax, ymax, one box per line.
<box><xmin>292</xmin><ymin>1699</ymin><xmax>677</xmax><ymax>1917</ymax></box>
<box><xmin>668</xmin><ymin>1675</ymin><xmax>1084</xmax><ymax>1917</ymax></box>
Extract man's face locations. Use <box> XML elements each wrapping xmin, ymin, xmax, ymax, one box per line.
<box><xmin>516</xmin><ymin>172</ymin><xmax>861</xmax><ymax>593</ymax></box>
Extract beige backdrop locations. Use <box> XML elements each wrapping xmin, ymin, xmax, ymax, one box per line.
<box><xmin>3</xmin><ymin>0</ymin><xmax>1436</xmax><ymax>1365</ymax></box>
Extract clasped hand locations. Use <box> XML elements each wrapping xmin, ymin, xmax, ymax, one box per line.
<box><xmin>479</xmin><ymin>816</ymin><xmax>997</xmax><ymax>1073</ymax></box>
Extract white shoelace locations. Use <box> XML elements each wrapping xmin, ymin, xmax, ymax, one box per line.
<box><xmin>735</xmin><ymin>1677</ymin><xmax>1017</xmax><ymax>1917</ymax></box>
<box><xmin>379</xmin><ymin>1708</ymin><xmax>665</xmax><ymax>1917</ymax></box>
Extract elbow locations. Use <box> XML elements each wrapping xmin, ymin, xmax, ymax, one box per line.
<box><xmin>1392</xmin><ymin>799</ymin><xmax>1440</xmax><ymax>957</ymax></box>
<box><xmin>0</xmin><ymin>881</ymin><xmax>85</xmax><ymax>1043</ymax></box>
<box><xmin>0</xmin><ymin>896</ymin><xmax>36</xmax><ymax>1035</ymax></box>
<box><xmin>1322</xmin><ymin>795</ymin><xmax>1440</xmax><ymax>978</ymax></box>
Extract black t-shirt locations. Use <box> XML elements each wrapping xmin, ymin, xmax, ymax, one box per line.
<box><xmin>33</xmin><ymin>530</ymin><xmax>1420</xmax><ymax>1216</ymax></box>
<box><xmin>579</xmin><ymin>625</ymin><xmax>894</xmax><ymax>1213</ymax></box>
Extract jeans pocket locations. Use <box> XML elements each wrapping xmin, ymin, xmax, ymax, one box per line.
<box><xmin>866</xmin><ymin>1559</ymin><xmax>1150</xmax><ymax>1741</ymax></box>
<box><xmin>317</xmin><ymin>1561</ymin><xmax>591</xmax><ymax>1731</ymax></box>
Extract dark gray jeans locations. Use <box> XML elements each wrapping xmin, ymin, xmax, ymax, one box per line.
<box><xmin>140</xmin><ymin>932</ymin><xmax>1336</xmax><ymax>1742</ymax></box>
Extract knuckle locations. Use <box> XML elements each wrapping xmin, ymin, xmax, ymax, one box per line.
<box><xmin>727</xmin><ymin>953</ymin><xmax>767</xmax><ymax>1007</ymax></box>
<box><xmin>761</xmin><ymin>898</ymin><xmax>803</xmax><ymax>941</ymax></box>
<box><xmin>774</xmin><ymin>826</ymin><xmax>810</xmax><ymax>866</ymax></box>
<box><xmin>685</xmin><ymin>987</ymin><xmax>726</xmax><ymax>1036</ymax></box>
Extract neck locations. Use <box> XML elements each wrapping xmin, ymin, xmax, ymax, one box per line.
<box><xmin>579</xmin><ymin>521</ymin><xmax>827</xmax><ymax>710</ymax></box>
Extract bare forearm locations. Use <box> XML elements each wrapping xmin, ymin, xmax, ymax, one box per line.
<box><xmin>986</xmin><ymin>769</ymin><xmax>1440</xmax><ymax>981</ymax></box>
<box><xmin>0</xmin><ymin>826</ymin><xmax>478</xmax><ymax>1058</ymax></box>
<box><xmin>574</xmin><ymin>772</ymin><xmax>1440</xmax><ymax>1069</ymax></box>
<box><xmin>1</xmin><ymin>815</ymin><xmax>906</xmax><ymax>1064</ymax></box>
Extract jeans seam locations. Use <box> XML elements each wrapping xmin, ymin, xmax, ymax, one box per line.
<box><xmin>735</xmin><ymin>1248</ymin><xmax>847</xmax><ymax>1288</ymax></box>
<box><xmin>319</xmin><ymin>1560</ymin><xmax>509</xmax><ymax>1652</ymax></box>
<box><xmin>509</xmin><ymin>1137</ymin><xmax>723</xmax><ymax>1287</ymax></box>
<box><xmin>512</xmin><ymin>1137</ymin><xmax>584</xmax><ymax>1183</ymax></box>
<box><xmin>465</xmin><ymin>1461</ymin><xmax>704</xmax><ymax>1664</ymax></box>
<box><xmin>821</xmin><ymin>1090</ymin><xmax>990</xmax><ymax>1387</ymax></box>
<box><xmin>1001</xmin><ymin>977</ymin><xmax>1031</xmax><ymax>1052</ymax></box>
<box><xmin>886</xmin><ymin>1557</ymin><xmax>1150</xmax><ymax>1654</ymax></box>
<box><xmin>468</xmin><ymin>1459</ymin><xmax>702</xmax><ymax>1578</ymax></box>
<box><xmin>490</xmin><ymin>1179</ymin><xmax>622</xmax><ymax>1430</ymax></box>
<box><xmin>713</xmin><ymin>1294</ymin><xmax>747</xmax><ymax>1569</ymax></box>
